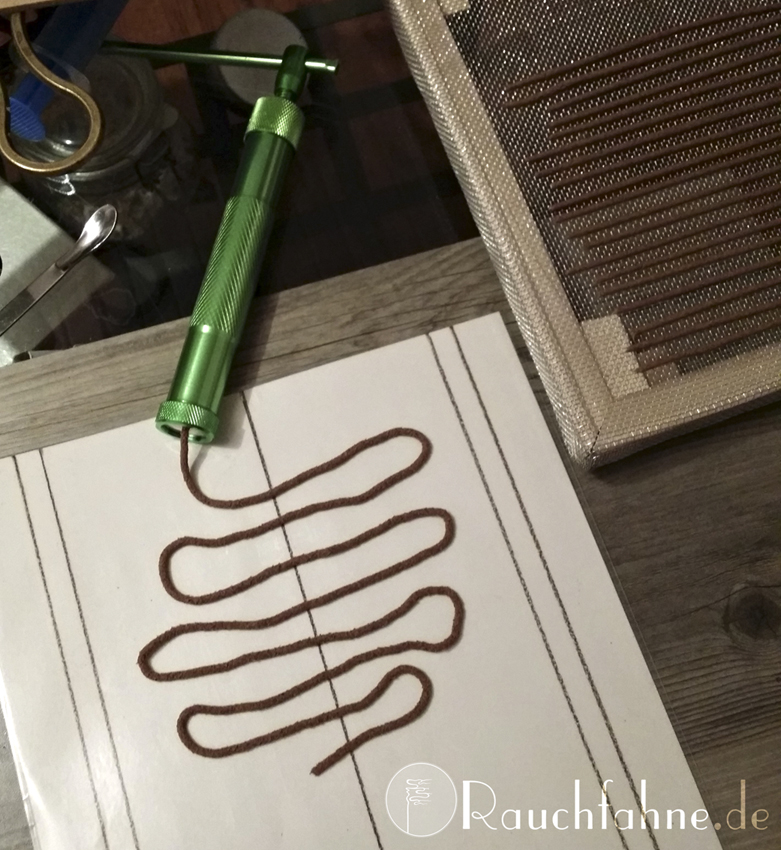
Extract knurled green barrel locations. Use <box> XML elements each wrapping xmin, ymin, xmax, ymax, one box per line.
<box><xmin>156</xmin><ymin>95</ymin><xmax>304</xmax><ymax>442</ymax></box>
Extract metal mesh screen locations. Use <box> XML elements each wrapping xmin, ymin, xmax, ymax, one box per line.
<box><xmin>446</xmin><ymin>1</ymin><xmax>781</xmax><ymax>379</ymax></box>
<box><xmin>388</xmin><ymin>0</ymin><xmax>781</xmax><ymax>464</ymax></box>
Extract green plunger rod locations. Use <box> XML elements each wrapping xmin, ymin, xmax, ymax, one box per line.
<box><xmin>101</xmin><ymin>40</ymin><xmax>339</xmax><ymax>75</ymax></box>
<box><xmin>156</xmin><ymin>45</ymin><xmax>315</xmax><ymax>443</ymax></box>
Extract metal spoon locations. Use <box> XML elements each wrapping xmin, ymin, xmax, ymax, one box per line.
<box><xmin>0</xmin><ymin>204</ymin><xmax>117</xmax><ymax>337</ymax></box>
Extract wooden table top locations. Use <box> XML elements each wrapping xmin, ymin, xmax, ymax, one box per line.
<box><xmin>0</xmin><ymin>237</ymin><xmax>778</xmax><ymax>849</ymax></box>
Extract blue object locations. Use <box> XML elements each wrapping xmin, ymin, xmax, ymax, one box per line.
<box><xmin>9</xmin><ymin>0</ymin><xmax>130</xmax><ymax>142</ymax></box>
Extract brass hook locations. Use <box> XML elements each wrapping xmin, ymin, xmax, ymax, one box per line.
<box><xmin>0</xmin><ymin>12</ymin><xmax>102</xmax><ymax>176</ymax></box>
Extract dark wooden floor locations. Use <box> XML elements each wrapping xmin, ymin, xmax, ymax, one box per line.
<box><xmin>1</xmin><ymin>0</ymin><xmax>477</xmax><ymax>353</ymax></box>
<box><xmin>112</xmin><ymin>0</ymin><xmax>478</xmax><ymax>292</ymax></box>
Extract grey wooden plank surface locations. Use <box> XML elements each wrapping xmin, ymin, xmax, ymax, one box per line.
<box><xmin>574</xmin><ymin>404</ymin><xmax>781</xmax><ymax>850</ymax></box>
<box><xmin>0</xmin><ymin>720</ymin><xmax>29</xmax><ymax>850</ymax></box>
<box><xmin>0</xmin><ymin>237</ymin><xmax>778</xmax><ymax>848</ymax></box>
<box><xmin>0</xmin><ymin>238</ymin><xmax>512</xmax><ymax>460</ymax></box>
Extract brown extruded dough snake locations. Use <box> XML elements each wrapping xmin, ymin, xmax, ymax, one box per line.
<box><xmin>138</xmin><ymin>427</ymin><xmax>464</xmax><ymax>775</ymax></box>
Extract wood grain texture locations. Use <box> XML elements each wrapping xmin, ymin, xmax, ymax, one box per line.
<box><xmin>573</xmin><ymin>404</ymin><xmax>781</xmax><ymax>850</ymax></box>
<box><xmin>0</xmin><ymin>236</ymin><xmax>779</xmax><ymax>849</ymax></box>
<box><xmin>0</xmin><ymin>717</ymin><xmax>28</xmax><ymax>850</ymax></box>
<box><xmin>114</xmin><ymin>0</ymin><xmax>338</xmax><ymax>42</ymax></box>
<box><xmin>0</xmin><ymin>238</ymin><xmax>511</xmax><ymax>459</ymax></box>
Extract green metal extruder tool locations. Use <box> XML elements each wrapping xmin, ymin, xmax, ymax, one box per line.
<box><xmin>156</xmin><ymin>45</ymin><xmax>336</xmax><ymax>443</ymax></box>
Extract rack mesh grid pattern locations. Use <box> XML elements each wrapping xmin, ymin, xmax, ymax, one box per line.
<box><xmin>388</xmin><ymin>0</ymin><xmax>781</xmax><ymax>466</ymax></box>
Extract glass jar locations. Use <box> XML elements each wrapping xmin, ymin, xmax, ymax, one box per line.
<box><xmin>17</xmin><ymin>53</ymin><xmax>197</xmax><ymax>242</ymax></box>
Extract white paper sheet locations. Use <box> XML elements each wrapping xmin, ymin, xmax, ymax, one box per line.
<box><xmin>0</xmin><ymin>315</ymin><xmax>721</xmax><ymax>849</ymax></box>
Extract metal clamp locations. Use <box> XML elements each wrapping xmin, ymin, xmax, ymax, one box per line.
<box><xmin>0</xmin><ymin>13</ymin><xmax>102</xmax><ymax>176</ymax></box>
